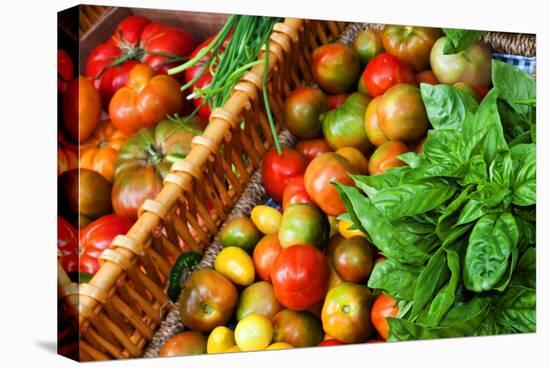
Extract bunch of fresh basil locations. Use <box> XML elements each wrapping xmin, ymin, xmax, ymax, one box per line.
<box><xmin>335</xmin><ymin>60</ymin><xmax>536</xmax><ymax>341</ymax></box>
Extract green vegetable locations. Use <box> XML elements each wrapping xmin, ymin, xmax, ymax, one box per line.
<box><xmin>335</xmin><ymin>60</ymin><xmax>536</xmax><ymax>339</ymax></box>
<box><xmin>167</xmin><ymin>251</ymin><xmax>202</xmax><ymax>302</ymax></box>
<box><xmin>442</xmin><ymin>29</ymin><xmax>485</xmax><ymax>54</ymax></box>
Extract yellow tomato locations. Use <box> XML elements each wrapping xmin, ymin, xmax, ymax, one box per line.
<box><xmin>234</xmin><ymin>314</ymin><xmax>273</xmax><ymax>351</ymax></box>
<box><xmin>336</xmin><ymin>147</ymin><xmax>369</xmax><ymax>175</ymax></box>
<box><xmin>224</xmin><ymin>345</ymin><xmax>242</xmax><ymax>353</ymax></box>
<box><xmin>214</xmin><ymin>247</ymin><xmax>255</xmax><ymax>286</ymax></box>
<box><xmin>266</xmin><ymin>342</ymin><xmax>293</xmax><ymax>350</ymax></box>
<box><xmin>207</xmin><ymin>326</ymin><xmax>236</xmax><ymax>354</ymax></box>
<box><xmin>328</xmin><ymin>215</ymin><xmax>338</xmax><ymax>238</ymax></box>
<box><xmin>251</xmin><ymin>205</ymin><xmax>282</xmax><ymax>235</ymax></box>
<box><xmin>324</xmin><ymin>334</ymin><xmax>335</xmax><ymax>340</ymax></box>
<box><xmin>338</xmin><ymin>219</ymin><xmax>368</xmax><ymax>239</ymax></box>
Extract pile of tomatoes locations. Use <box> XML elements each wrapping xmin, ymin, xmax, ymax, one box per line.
<box><xmin>56</xmin><ymin>15</ymin><xmax>221</xmax><ymax>282</ymax></box>
<box><xmin>161</xmin><ymin>24</ymin><xmax>495</xmax><ymax>356</ymax></box>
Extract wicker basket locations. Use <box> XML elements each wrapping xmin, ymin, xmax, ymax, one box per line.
<box><xmin>59</xmin><ymin>14</ymin><xmax>535</xmax><ymax>361</ymax></box>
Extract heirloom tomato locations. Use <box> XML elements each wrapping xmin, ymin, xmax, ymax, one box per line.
<box><xmin>368</xmin><ymin>141</ymin><xmax>409</xmax><ymax>175</ymax></box>
<box><xmin>327</xmin><ymin>93</ymin><xmax>350</xmax><ymax>110</ymax></box>
<box><xmin>262</xmin><ymin>148</ymin><xmax>307</xmax><ymax>202</ymax></box>
<box><xmin>112</xmin><ymin>117</ymin><xmax>205</xmax><ymax>220</ymax></box>
<box><xmin>278</xmin><ymin>203</ymin><xmax>329</xmax><ymax>250</ymax></box>
<box><xmin>272</xmin><ymin>309</ymin><xmax>324</xmax><ymax>348</ymax></box>
<box><xmin>79</xmin><ymin>214</ymin><xmax>133</xmax><ymax>275</ymax></box>
<box><xmin>57</xmin><ymin>216</ymin><xmax>78</xmax><ymax>274</ymax></box>
<box><xmin>160</xmin><ymin>331</ymin><xmax>207</xmax><ymax>357</ymax></box>
<box><xmin>284</xmin><ymin>87</ymin><xmax>328</xmax><ymax>139</ymax></box>
<box><xmin>363</xmin><ymin>96</ymin><xmax>389</xmax><ymax>147</ymax></box>
<box><xmin>416</xmin><ymin>70</ymin><xmax>439</xmax><ymax>85</ymax></box>
<box><xmin>322</xmin><ymin>92</ymin><xmax>372</xmax><ymax>153</ymax></box>
<box><xmin>271</xmin><ymin>245</ymin><xmax>330</xmax><ymax>311</ymax></box>
<box><xmin>321</xmin><ymin>282</ymin><xmax>374</xmax><ymax>343</ymax></box>
<box><xmin>252</xmin><ymin>234</ymin><xmax>282</xmax><ymax>282</ymax></box>
<box><xmin>382</xmin><ymin>25</ymin><xmax>442</xmax><ymax>71</ymax></box>
<box><xmin>430</xmin><ymin>37</ymin><xmax>492</xmax><ymax>87</ymax></box>
<box><xmin>371</xmin><ymin>293</ymin><xmax>399</xmax><ymax>340</ymax></box>
<box><xmin>219</xmin><ymin>217</ymin><xmax>261</xmax><ymax>252</ymax></box>
<box><xmin>79</xmin><ymin>119</ymin><xmax>127</xmax><ymax>182</ymax></box>
<box><xmin>281</xmin><ymin>175</ymin><xmax>313</xmax><ymax>211</ymax></box>
<box><xmin>62</xmin><ymin>76</ymin><xmax>101</xmax><ymax>143</ymax></box>
<box><xmin>236</xmin><ymin>281</ymin><xmax>283</xmax><ymax>321</ymax></box>
<box><xmin>58</xmin><ymin>168</ymin><xmax>112</xmax><ymax>228</ymax></box>
<box><xmin>378</xmin><ymin>84</ymin><xmax>429</xmax><ymax>142</ymax></box>
<box><xmin>312</xmin><ymin>43</ymin><xmax>361</xmax><ymax>93</ymax></box>
<box><xmin>362</xmin><ymin>53</ymin><xmax>416</xmax><ymax>97</ymax></box>
<box><xmin>295</xmin><ymin>139</ymin><xmax>333</xmax><ymax>163</ymax></box>
<box><xmin>353</xmin><ymin>28</ymin><xmax>384</xmax><ymax>66</ymax></box>
<box><xmin>179</xmin><ymin>269</ymin><xmax>238</xmax><ymax>332</ymax></box>
<box><xmin>109</xmin><ymin>64</ymin><xmax>184</xmax><ymax>135</ymax></box>
<box><xmin>332</xmin><ymin>236</ymin><xmax>374</xmax><ymax>283</ymax></box>
<box><xmin>304</xmin><ymin>152</ymin><xmax>356</xmax><ymax>217</ymax></box>
<box><xmin>335</xmin><ymin>147</ymin><xmax>369</xmax><ymax>175</ymax></box>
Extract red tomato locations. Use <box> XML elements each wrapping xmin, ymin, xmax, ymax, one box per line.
<box><xmin>271</xmin><ymin>245</ymin><xmax>330</xmax><ymax>311</ymax></box>
<box><xmin>282</xmin><ymin>175</ymin><xmax>313</xmax><ymax>211</ymax></box>
<box><xmin>371</xmin><ymin>293</ymin><xmax>399</xmax><ymax>341</ymax></box>
<box><xmin>362</xmin><ymin>53</ymin><xmax>416</xmax><ymax>97</ymax></box>
<box><xmin>319</xmin><ymin>339</ymin><xmax>344</xmax><ymax>346</ymax></box>
<box><xmin>295</xmin><ymin>139</ymin><xmax>333</xmax><ymax>163</ymax></box>
<box><xmin>79</xmin><ymin>214</ymin><xmax>133</xmax><ymax>275</ymax></box>
<box><xmin>473</xmin><ymin>86</ymin><xmax>490</xmax><ymax>100</ymax></box>
<box><xmin>327</xmin><ymin>93</ymin><xmax>350</xmax><ymax>110</ymax></box>
<box><xmin>416</xmin><ymin>70</ymin><xmax>439</xmax><ymax>85</ymax></box>
<box><xmin>252</xmin><ymin>234</ymin><xmax>282</xmax><ymax>281</ymax></box>
<box><xmin>262</xmin><ymin>148</ymin><xmax>307</xmax><ymax>202</ymax></box>
<box><xmin>58</xmin><ymin>216</ymin><xmax>78</xmax><ymax>274</ymax></box>
<box><xmin>97</xmin><ymin>60</ymin><xmax>140</xmax><ymax>109</ymax></box>
<box><xmin>58</xmin><ymin>49</ymin><xmax>74</xmax><ymax>93</ymax></box>
<box><xmin>110</xmin><ymin>15</ymin><xmax>151</xmax><ymax>46</ymax></box>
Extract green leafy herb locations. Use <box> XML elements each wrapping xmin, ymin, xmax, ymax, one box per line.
<box><xmin>442</xmin><ymin>29</ymin><xmax>485</xmax><ymax>54</ymax></box>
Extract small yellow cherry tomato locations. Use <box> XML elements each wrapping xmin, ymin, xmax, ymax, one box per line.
<box><xmin>336</xmin><ymin>147</ymin><xmax>369</xmax><ymax>175</ymax></box>
<box><xmin>214</xmin><ymin>247</ymin><xmax>255</xmax><ymax>286</ymax></box>
<box><xmin>234</xmin><ymin>314</ymin><xmax>273</xmax><ymax>351</ymax></box>
<box><xmin>338</xmin><ymin>219</ymin><xmax>368</xmax><ymax>239</ymax></box>
<box><xmin>251</xmin><ymin>205</ymin><xmax>282</xmax><ymax>235</ymax></box>
<box><xmin>266</xmin><ymin>342</ymin><xmax>293</xmax><ymax>350</ymax></box>
<box><xmin>207</xmin><ymin>326</ymin><xmax>235</xmax><ymax>354</ymax></box>
<box><xmin>224</xmin><ymin>345</ymin><xmax>242</xmax><ymax>353</ymax></box>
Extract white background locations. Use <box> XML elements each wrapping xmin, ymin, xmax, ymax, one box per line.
<box><xmin>0</xmin><ymin>0</ymin><xmax>547</xmax><ymax>365</ymax></box>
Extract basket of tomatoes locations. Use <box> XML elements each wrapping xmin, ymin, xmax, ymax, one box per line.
<box><xmin>142</xmin><ymin>20</ymin><xmax>536</xmax><ymax>357</ymax></box>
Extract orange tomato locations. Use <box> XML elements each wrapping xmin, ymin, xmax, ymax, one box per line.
<box><xmin>371</xmin><ymin>293</ymin><xmax>399</xmax><ymax>340</ymax></box>
<box><xmin>79</xmin><ymin>119</ymin><xmax>126</xmax><ymax>182</ymax></box>
<box><xmin>62</xmin><ymin>76</ymin><xmax>102</xmax><ymax>143</ymax></box>
<box><xmin>109</xmin><ymin>64</ymin><xmax>183</xmax><ymax>135</ymax></box>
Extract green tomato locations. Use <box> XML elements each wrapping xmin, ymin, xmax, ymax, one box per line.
<box><xmin>278</xmin><ymin>204</ymin><xmax>329</xmax><ymax>249</ymax></box>
<box><xmin>219</xmin><ymin>217</ymin><xmax>261</xmax><ymax>253</ymax></box>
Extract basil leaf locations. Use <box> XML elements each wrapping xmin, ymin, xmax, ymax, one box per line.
<box><xmin>368</xmin><ymin>179</ymin><xmax>456</xmax><ymax>220</ymax></box>
<box><xmin>460</xmin><ymin>155</ymin><xmax>488</xmax><ymax>186</ymax></box>
<box><xmin>496</xmin><ymin>285</ymin><xmax>536</xmax><ymax>333</ymax></box>
<box><xmin>463</xmin><ymin>213</ymin><xmax>519</xmax><ymax>292</ymax></box>
<box><xmin>410</xmin><ymin>248</ymin><xmax>450</xmax><ymax>320</ymax></box>
<box><xmin>510</xmin><ymin>247</ymin><xmax>536</xmax><ymax>289</ymax></box>
<box><xmin>351</xmin><ymin>169</ymin><xmax>403</xmax><ymax>197</ymax></box>
<box><xmin>516</xmin><ymin>214</ymin><xmax>536</xmax><ymax>253</ymax></box>
<box><xmin>489</xmin><ymin>151</ymin><xmax>514</xmax><ymax>188</ymax></box>
<box><xmin>420</xmin><ymin>83</ymin><xmax>478</xmax><ymax>130</ymax></box>
<box><xmin>498</xmin><ymin>100</ymin><xmax>532</xmax><ymax>143</ymax></box>
<box><xmin>334</xmin><ymin>183</ymin><xmax>430</xmax><ymax>266</ymax></box>
<box><xmin>388</xmin><ymin>296</ymin><xmax>490</xmax><ymax>341</ymax></box>
<box><xmin>367</xmin><ymin>259</ymin><xmax>422</xmax><ymax>301</ymax></box>
<box><xmin>436</xmin><ymin>187</ymin><xmax>472</xmax><ymax>240</ymax></box>
<box><xmin>398</xmin><ymin>152</ymin><xmax>425</xmax><ymax>168</ymax></box>
<box><xmin>492</xmin><ymin>60</ymin><xmax>536</xmax><ymax>116</ymax></box>
<box><xmin>417</xmin><ymin>249</ymin><xmax>461</xmax><ymax>326</ymax></box>
<box><xmin>512</xmin><ymin>144</ymin><xmax>536</xmax><ymax>206</ymax></box>
<box><xmin>423</xmin><ymin>129</ymin><xmax>466</xmax><ymax>166</ymax></box>
<box><xmin>442</xmin><ymin>29</ymin><xmax>484</xmax><ymax>54</ymax></box>
<box><xmin>471</xmin><ymin>90</ymin><xmax>508</xmax><ymax>164</ymax></box>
